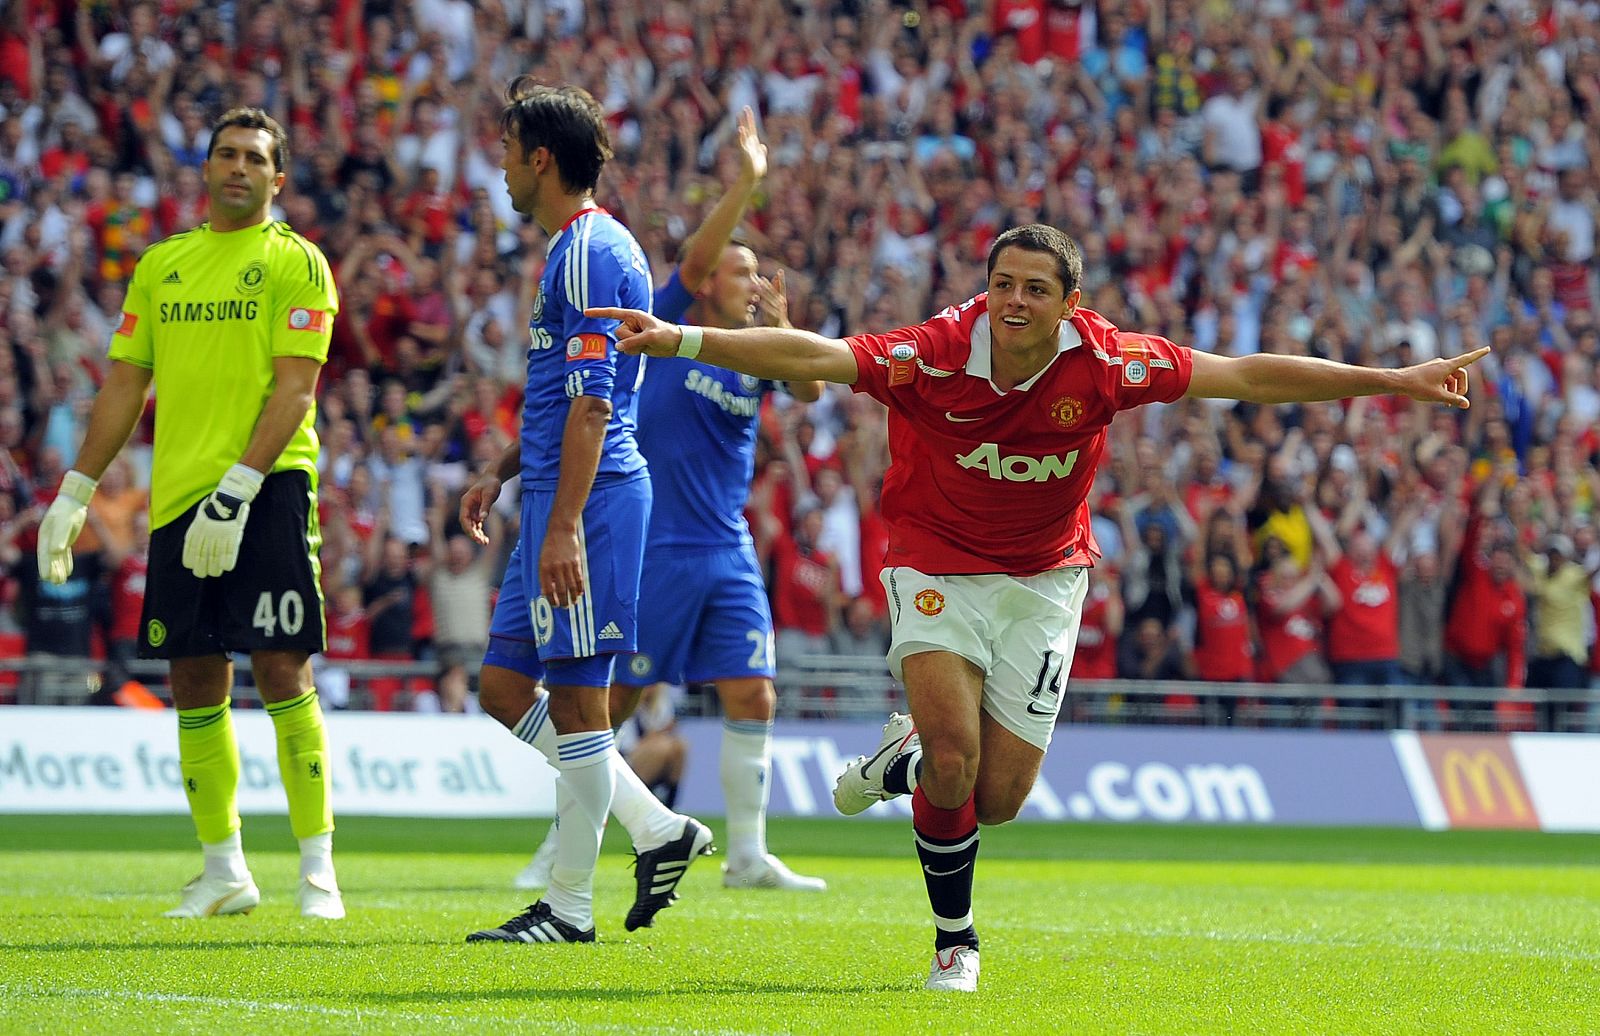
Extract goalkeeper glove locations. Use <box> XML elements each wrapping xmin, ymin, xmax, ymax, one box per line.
<box><xmin>182</xmin><ymin>463</ymin><xmax>265</xmax><ymax>578</ymax></box>
<box><xmin>36</xmin><ymin>470</ymin><xmax>98</xmax><ymax>584</ymax></box>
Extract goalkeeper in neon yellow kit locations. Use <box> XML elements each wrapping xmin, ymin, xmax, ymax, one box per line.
<box><xmin>37</xmin><ymin>108</ymin><xmax>342</xmax><ymax>919</ymax></box>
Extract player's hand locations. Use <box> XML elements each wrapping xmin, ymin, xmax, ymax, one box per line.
<box><xmin>36</xmin><ymin>470</ymin><xmax>97</xmax><ymax>584</ymax></box>
<box><xmin>459</xmin><ymin>473</ymin><xmax>503</xmax><ymax>546</ymax></box>
<box><xmin>539</xmin><ymin>521</ymin><xmax>584</xmax><ymax>609</ymax></box>
<box><xmin>585</xmin><ymin>306</ymin><xmax>683</xmax><ymax>356</ymax></box>
<box><xmin>1396</xmin><ymin>346</ymin><xmax>1489</xmax><ymax>409</ymax></box>
<box><xmin>182</xmin><ymin>463</ymin><xmax>264</xmax><ymax>578</ymax></box>
<box><xmin>735</xmin><ymin>105</ymin><xmax>767</xmax><ymax>184</ymax></box>
<box><xmin>754</xmin><ymin>269</ymin><xmax>790</xmax><ymax>329</ymax></box>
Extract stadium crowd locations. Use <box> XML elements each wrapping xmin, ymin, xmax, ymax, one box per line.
<box><xmin>0</xmin><ymin>0</ymin><xmax>1598</xmax><ymax>721</ymax></box>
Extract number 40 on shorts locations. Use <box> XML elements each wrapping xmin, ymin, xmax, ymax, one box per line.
<box><xmin>252</xmin><ymin>590</ymin><xmax>307</xmax><ymax>636</ymax></box>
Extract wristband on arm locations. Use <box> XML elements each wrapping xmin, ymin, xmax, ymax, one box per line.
<box><xmin>677</xmin><ymin>325</ymin><xmax>704</xmax><ymax>360</ymax></box>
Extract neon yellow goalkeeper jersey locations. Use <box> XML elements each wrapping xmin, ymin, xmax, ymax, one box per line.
<box><xmin>109</xmin><ymin>220</ymin><xmax>337</xmax><ymax>530</ymax></box>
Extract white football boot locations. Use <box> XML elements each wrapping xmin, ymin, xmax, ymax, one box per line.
<box><xmin>298</xmin><ymin>873</ymin><xmax>345</xmax><ymax>919</ymax></box>
<box><xmin>832</xmin><ymin>712</ymin><xmax>919</xmax><ymax>815</ymax></box>
<box><xmin>162</xmin><ymin>873</ymin><xmax>260</xmax><ymax>918</ymax></box>
<box><xmin>925</xmin><ymin>945</ymin><xmax>980</xmax><ymax>992</ymax></box>
<box><xmin>722</xmin><ymin>853</ymin><xmax>827</xmax><ymax>891</ymax></box>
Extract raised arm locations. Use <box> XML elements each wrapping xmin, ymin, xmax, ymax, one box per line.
<box><xmin>1185</xmin><ymin>347</ymin><xmax>1488</xmax><ymax>407</ymax></box>
<box><xmin>676</xmin><ymin>107</ymin><xmax>767</xmax><ymax>294</ymax></box>
<box><xmin>588</xmin><ymin>305</ymin><xmax>860</xmax><ymax>385</ymax></box>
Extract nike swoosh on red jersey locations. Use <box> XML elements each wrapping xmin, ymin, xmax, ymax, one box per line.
<box><xmin>944</xmin><ymin>412</ymin><xmax>981</xmax><ymax>422</ymax></box>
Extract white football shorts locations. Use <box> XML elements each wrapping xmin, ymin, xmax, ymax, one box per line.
<box><xmin>881</xmin><ymin>565</ymin><xmax>1090</xmax><ymax>751</ymax></box>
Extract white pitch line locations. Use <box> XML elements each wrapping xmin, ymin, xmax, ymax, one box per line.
<box><xmin>0</xmin><ymin>985</ymin><xmax>766</xmax><ymax>1036</ymax></box>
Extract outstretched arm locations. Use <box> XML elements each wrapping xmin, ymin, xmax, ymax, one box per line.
<box><xmin>1185</xmin><ymin>347</ymin><xmax>1489</xmax><ymax>408</ymax></box>
<box><xmin>676</xmin><ymin>107</ymin><xmax>767</xmax><ymax>294</ymax></box>
<box><xmin>587</xmin><ymin>305</ymin><xmax>860</xmax><ymax>385</ymax></box>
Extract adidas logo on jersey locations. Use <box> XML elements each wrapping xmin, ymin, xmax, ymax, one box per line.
<box><xmin>162</xmin><ymin>270</ymin><xmax>182</xmax><ymax>284</ymax></box>
<box><xmin>598</xmin><ymin>622</ymin><xmax>624</xmax><ymax>640</ymax></box>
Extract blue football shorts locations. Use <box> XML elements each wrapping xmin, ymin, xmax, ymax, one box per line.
<box><xmin>483</xmin><ymin>475</ymin><xmax>650</xmax><ymax>688</ymax></box>
<box><xmin>616</xmin><ymin>542</ymin><xmax>776</xmax><ymax>687</ymax></box>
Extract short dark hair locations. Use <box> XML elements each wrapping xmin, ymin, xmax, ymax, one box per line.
<box><xmin>986</xmin><ymin>224</ymin><xmax>1083</xmax><ymax>297</ymax></box>
<box><xmin>207</xmin><ymin>107</ymin><xmax>289</xmax><ymax>174</ymax></box>
<box><xmin>500</xmin><ymin>76</ymin><xmax>612</xmax><ymax>193</ymax></box>
<box><xmin>676</xmin><ymin>233</ymin><xmax>757</xmax><ymax>265</ymax></box>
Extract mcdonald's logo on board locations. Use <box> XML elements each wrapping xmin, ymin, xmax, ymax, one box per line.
<box><xmin>1418</xmin><ymin>735</ymin><xmax>1539</xmax><ymax>830</ymax></box>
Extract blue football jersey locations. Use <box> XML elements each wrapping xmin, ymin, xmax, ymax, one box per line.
<box><xmin>522</xmin><ymin>207</ymin><xmax>653</xmax><ymax>489</ymax></box>
<box><xmin>639</xmin><ymin>268</ymin><xmax>775</xmax><ymax>551</ymax></box>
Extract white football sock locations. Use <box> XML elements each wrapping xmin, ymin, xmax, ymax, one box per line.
<box><xmin>515</xmin><ymin>692</ymin><xmax>665</xmax><ymax>851</ymax></box>
<box><xmin>542</xmin><ymin>729</ymin><xmax>616</xmax><ymax>930</ymax></box>
<box><xmin>721</xmin><ymin>719</ymin><xmax>772</xmax><ymax>867</ymax></box>
<box><xmin>298</xmin><ymin>831</ymin><xmax>335</xmax><ymax>882</ymax></box>
<box><xmin>510</xmin><ymin>692</ymin><xmax>556</xmax><ymax>755</ymax></box>
<box><xmin>610</xmin><ymin>753</ymin><xmax>684</xmax><ymax>852</ymax></box>
<box><xmin>201</xmin><ymin>830</ymin><xmax>249</xmax><ymax>882</ymax></box>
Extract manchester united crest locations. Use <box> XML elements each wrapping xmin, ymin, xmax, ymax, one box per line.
<box><xmin>914</xmin><ymin>589</ymin><xmax>945</xmax><ymax>616</ymax></box>
<box><xmin>1050</xmin><ymin>396</ymin><xmax>1085</xmax><ymax>430</ymax></box>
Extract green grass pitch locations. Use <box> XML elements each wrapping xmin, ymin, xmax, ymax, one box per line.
<box><xmin>2</xmin><ymin>815</ymin><xmax>1597</xmax><ymax>1034</ymax></box>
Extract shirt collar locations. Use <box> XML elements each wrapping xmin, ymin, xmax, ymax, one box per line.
<box><xmin>965</xmin><ymin>313</ymin><xmax>1083</xmax><ymax>392</ymax></box>
<box><xmin>547</xmin><ymin>203</ymin><xmax>606</xmax><ymax>255</ymax></box>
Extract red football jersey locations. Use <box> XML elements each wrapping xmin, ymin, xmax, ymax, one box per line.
<box><xmin>846</xmin><ymin>297</ymin><xmax>1193</xmax><ymax>576</ymax></box>
<box><xmin>110</xmin><ymin>553</ymin><xmax>147</xmax><ymax>643</ymax></box>
<box><xmin>1071</xmin><ymin>577</ymin><xmax>1117</xmax><ymax>679</ymax></box>
<box><xmin>1193</xmin><ymin>584</ymin><xmax>1253</xmax><ymax>681</ymax></box>
<box><xmin>325</xmin><ymin>610</ymin><xmax>371</xmax><ymax>661</ymax></box>
<box><xmin>1255</xmin><ymin>579</ymin><xmax>1323</xmax><ymax>682</ymax></box>
<box><xmin>1325</xmin><ymin>556</ymin><xmax>1401</xmax><ymax>663</ymax></box>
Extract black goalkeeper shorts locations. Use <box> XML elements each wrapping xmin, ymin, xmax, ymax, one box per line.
<box><xmin>139</xmin><ymin>470</ymin><xmax>326</xmax><ymax>659</ymax></box>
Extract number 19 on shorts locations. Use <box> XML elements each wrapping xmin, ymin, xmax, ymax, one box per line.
<box><xmin>253</xmin><ymin>591</ymin><xmax>306</xmax><ymax>636</ymax></box>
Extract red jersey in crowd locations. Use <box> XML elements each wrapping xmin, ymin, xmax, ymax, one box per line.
<box><xmin>1193</xmin><ymin>583</ymin><xmax>1253</xmax><ymax>681</ymax></box>
<box><xmin>1072</xmin><ymin>577</ymin><xmax>1118</xmax><ymax>679</ymax></box>
<box><xmin>858</xmin><ymin>507</ymin><xmax>891</xmax><ymax>617</ymax></box>
<box><xmin>1255</xmin><ymin>579</ymin><xmax>1323</xmax><ymax>682</ymax></box>
<box><xmin>1444</xmin><ymin>522</ymin><xmax>1527</xmax><ymax>687</ymax></box>
<box><xmin>771</xmin><ymin>531</ymin><xmax>837</xmax><ymax>638</ymax></box>
<box><xmin>325</xmin><ymin>607</ymin><xmax>371</xmax><ymax>661</ymax></box>
<box><xmin>994</xmin><ymin>0</ymin><xmax>1047</xmax><ymax>63</ymax></box>
<box><xmin>845</xmin><ymin>296</ymin><xmax>1193</xmax><ymax>576</ymax></box>
<box><xmin>1325</xmin><ymin>555</ymin><xmax>1400</xmax><ymax>663</ymax></box>
<box><xmin>110</xmin><ymin>551</ymin><xmax>147</xmax><ymax>644</ymax></box>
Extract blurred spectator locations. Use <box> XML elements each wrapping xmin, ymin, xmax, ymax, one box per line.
<box><xmin>1254</xmin><ymin>546</ymin><xmax>1338</xmax><ymax>686</ymax></box>
<box><xmin>615</xmin><ymin>683</ymin><xmax>688</xmax><ymax>808</ymax></box>
<box><xmin>1117</xmin><ymin>616</ymin><xmax>1189</xmax><ymax>682</ymax></box>
<box><xmin>1317</xmin><ymin>508</ymin><xmax>1411</xmax><ymax>688</ymax></box>
<box><xmin>424</xmin><ymin>482</ymin><xmax>498</xmax><ymax>711</ymax></box>
<box><xmin>1191</xmin><ymin>553</ymin><xmax>1253</xmax><ymax>684</ymax></box>
<box><xmin>1444</xmin><ymin>510</ymin><xmax>1527</xmax><ymax>693</ymax></box>
<box><xmin>771</xmin><ymin>504</ymin><xmax>839</xmax><ymax>666</ymax></box>
<box><xmin>1073</xmin><ymin>567</ymin><xmax>1123</xmax><ymax>682</ymax></box>
<box><xmin>831</xmin><ymin>595</ymin><xmax>888</xmax><ymax>660</ymax></box>
<box><xmin>314</xmin><ymin>585</ymin><xmax>372</xmax><ymax>711</ymax></box>
<box><xmin>1523</xmin><ymin>534</ymin><xmax>1596</xmax><ymax>691</ymax></box>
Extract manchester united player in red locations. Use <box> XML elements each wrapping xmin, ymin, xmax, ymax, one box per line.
<box><xmin>589</xmin><ymin>224</ymin><xmax>1487</xmax><ymax>993</ymax></box>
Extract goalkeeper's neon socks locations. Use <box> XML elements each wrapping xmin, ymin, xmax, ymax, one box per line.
<box><xmin>177</xmin><ymin>698</ymin><xmax>242</xmax><ymax>845</ymax></box>
<box><xmin>267</xmin><ymin>689</ymin><xmax>334</xmax><ymax>840</ymax></box>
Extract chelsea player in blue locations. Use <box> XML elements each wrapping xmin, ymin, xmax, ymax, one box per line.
<box><xmin>459</xmin><ymin>78</ymin><xmax>710</xmax><ymax>945</ymax></box>
<box><xmin>625</xmin><ymin>235</ymin><xmax>829</xmax><ymax>892</ymax></box>
<box><xmin>515</xmin><ymin>108</ymin><xmax>826</xmax><ymax>893</ymax></box>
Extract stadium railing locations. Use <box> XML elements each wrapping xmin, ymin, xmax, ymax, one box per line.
<box><xmin>1</xmin><ymin>655</ymin><xmax>1594</xmax><ymax>733</ymax></box>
